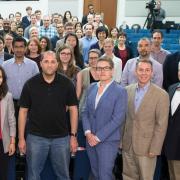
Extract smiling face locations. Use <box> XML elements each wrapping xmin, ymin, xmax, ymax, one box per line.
<box><xmin>137</xmin><ymin>39</ymin><xmax>151</xmax><ymax>58</ymax></box>
<box><xmin>28</xmin><ymin>40</ymin><xmax>39</xmax><ymax>54</ymax></box>
<box><xmin>40</xmin><ymin>38</ymin><xmax>48</xmax><ymax>50</ymax></box>
<box><xmin>65</xmin><ymin>35</ymin><xmax>77</xmax><ymax>48</ymax></box>
<box><xmin>111</xmin><ymin>28</ymin><xmax>118</xmax><ymax>38</ymax></box>
<box><xmin>135</xmin><ymin>61</ymin><xmax>153</xmax><ymax>87</ymax></box>
<box><xmin>59</xmin><ymin>48</ymin><xmax>72</xmax><ymax>65</ymax></box>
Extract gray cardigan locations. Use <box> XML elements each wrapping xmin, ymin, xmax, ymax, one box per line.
<box><xmin>1</xmin><ymin>92</ymin><xmax>16</xmax><ymax>153</ymax></box>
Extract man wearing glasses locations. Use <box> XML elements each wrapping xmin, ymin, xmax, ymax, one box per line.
<box><xmin>82</xmin><ymin>56</ymin><xmax>127</xmax><ymax>180</ymax></box>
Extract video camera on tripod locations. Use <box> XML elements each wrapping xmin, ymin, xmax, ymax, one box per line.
<box><xmin>144</xmin><ymin>0</ymin><xmax>160</xmax><ymax>30</ymax></box>
<box><xmin>146</xmin><ymin>0</ymin><xmax>156</xmax><ymax>10</ymax></box>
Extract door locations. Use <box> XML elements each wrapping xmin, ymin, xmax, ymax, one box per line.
<box><xmin>83</xmin><ymin>0</ymin><xmax>118</xmax><ymax>29</ymax></box>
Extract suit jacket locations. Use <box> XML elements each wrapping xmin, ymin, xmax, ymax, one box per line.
<box><xmin>164</xmin><ymin>83</ymin><xmax>180</xmax><ymax>160</ymax></box>
<box><xmin>4</xmin><ymin>52</ymin><xmax>13</xmax><ymax>61</ymax></box>
<box><xmin>163</xmin><ymin>52</ymin><xmax>180</xmax><ymax>91</ymax></box>
<box><xmin>82</xmin><ymin>81</ymin><xmax>127</xmax><ymax>142</ymax></box>
<box><xmin>1</xmin><ymin>92</ymin><xmax>16</xmax><ymax>153</ymax></box>
<box><xmin>22</xmin><ymin>16</ymin><xmax>31</xmax><ymax>29</ymax></box>
<box><xmin>122</xmin><ymin>83</ymin><xmax>169</xmax><ymax>156</ymax></box>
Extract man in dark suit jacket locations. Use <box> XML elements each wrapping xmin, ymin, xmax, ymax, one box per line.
<box><xmin>22</xmin><ymin>6</ymin><xmax>32</xmax><ymax>29</ymax></box>
<box><xmin>163</xmin><ymin>51</ymin><xmax>180</xmax><ymax>91</ymax></box>
<box><xmin>82</xmin><ymin>4</ymin><xmax>95</xmax><ymax>26</ymax></box>
<box><xmin>164</xmin><ymin>62</ymin><xmax>180</xmax><ymax>180</ymax></box>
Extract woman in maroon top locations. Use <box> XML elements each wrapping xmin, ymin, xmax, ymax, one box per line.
<box><xmin>114</xmin><ymin>32</ymin><xmax>133</xmax><ymax>69</ymax></box>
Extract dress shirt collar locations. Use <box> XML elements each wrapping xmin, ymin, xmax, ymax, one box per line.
<box><xmin>85</xmin><ymin>35</ymin><xmax>93</xmax><ymax>40</ymax></box>
<box><xmin>12</xmin><ymin>57</ymin><xmax>28</xmax><ymax>64</ymax></box>
<box><xmin>136</xmin><ymin>82</ymin><xmax>150</xmax><ymax>92</ymax></box>
<box><xmin>97</xmin><ymin>79</ymin><xmax>113</xmax><ymax>89</ymax></box>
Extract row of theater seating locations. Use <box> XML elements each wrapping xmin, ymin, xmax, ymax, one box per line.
<box><xmin>124</xmin><ymin>29</ymin><xmax>180</xmax><ymax>54</ymax></box>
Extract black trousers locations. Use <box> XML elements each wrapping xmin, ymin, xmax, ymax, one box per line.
<box><xmin>0</xmin><ymin>140</ymin><xmax>9</xmax><ymax>180</ymax></box>
<box><xmin>13</xmin><ymin>99</ymin><xmax>20</xmax><ymax>147</ymax></box>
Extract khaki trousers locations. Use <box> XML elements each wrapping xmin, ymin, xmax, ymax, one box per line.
<box><xmin>122</xmin><ymin>148</ymin><xmax>157</xmax><ymax>180</ymax></box>
<box><xmin>168</xmin><ymin>160</ymin><xmax>180</xmax><ymax>180</ymax></box>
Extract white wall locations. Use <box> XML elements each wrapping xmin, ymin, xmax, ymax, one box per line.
<box><xmin>116</xmin><ymin>0</ymin><xmax>180</xmax><ymax>28</ymax></box>
<box><xmin>0</xmin><ymin>0</ymin><xmax>179</xmax><ymax>29</ymax></box>
<box><xmin>0</xmin><ymin>0</ymin><xmax>48</xmax><ymax>18</ymax></box>
<box><xmin>48</xmin><ymin>0</ymin><xmax>84</xmax><ymax>21</ymax></box>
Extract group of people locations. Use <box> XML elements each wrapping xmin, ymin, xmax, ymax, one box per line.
<box><xmin>0</xmin><ymin>3</ymin><xmax>179</xmax><ymax>180</ymax></box>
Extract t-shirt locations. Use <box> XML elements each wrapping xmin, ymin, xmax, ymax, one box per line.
<box><xmin>19</xmin><ymin>73</ymin><xmax>78</xmax><ymax>138</ymax></box>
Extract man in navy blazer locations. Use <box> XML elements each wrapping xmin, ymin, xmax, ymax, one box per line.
<box><xmin>82</xmin><ymin>56</ymin><xmax>127</xmax><ymax>180</ymax></box>
<box><xmin>164</xmin><ymin>62</ymin><xmax>180</xmax><ymax>180</ymax></box>
<box><xmin>22</xmin><ymin>6</ymin><xmax>32</xmax><ymax>29</ymax></box>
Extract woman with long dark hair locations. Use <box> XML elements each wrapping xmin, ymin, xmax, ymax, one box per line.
<box><xmin>63</xmin><ymin>11</ymin><xmax>72</xmax><ymax>24</ymax></box>
<box><xmin>39</xmin><ymin>36</ymin><xmax>52</xmax><ymax>53</ymax></box>
<box><xmin>64</xmin><ymin>32</ymin><xmax>84</xmax><ymax>69</ymax></box>
<box><xmin>0</xmin><ymin>66</ymin><xmax>16</xmax><ymax>180</ymax></box>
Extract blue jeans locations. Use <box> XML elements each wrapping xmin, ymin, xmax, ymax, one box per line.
<box><xmin>26</xmin><ymin>134</ymin><xmax>70</xmax><ymax>180</ymax></box>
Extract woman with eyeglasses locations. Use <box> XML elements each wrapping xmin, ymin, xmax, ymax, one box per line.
<box><xmin>73</xmin><ymin>49</ymin><xmax>101</xmax><ymax>180</ymax></box>
<box><xmin>56</xmin><ymin>44</ymin><xmax>81</xmax><ymax>99</ymax></box>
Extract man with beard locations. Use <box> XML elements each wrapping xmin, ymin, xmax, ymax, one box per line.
<box><xmin>121</xmin><ymin>38</ymin><xmax>163</xmax><ymax>87</ymax></box>
<box><xmin>150</xmin><ymin>30</ymin><xmax>170</xmax><ymax>64</ymax></box>
<box><xmin>0</xmin><ymin>19</ymin><xmax>18</xmax><ymax>38</ymax></box>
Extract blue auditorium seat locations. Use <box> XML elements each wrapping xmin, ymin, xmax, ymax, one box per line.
<box><xmin>169</xmin><ymin>43</ymin><xmax>180</xmax><ymax>50</ymax></box>
<box><xmin>138</xmin><ymin>29</ymin><xmax>151</xmax><ymax>34</ymax></box>
<box><xmin>169</xmin><ymin>49</ymin><xmax>179</xmax><ymax>53</ymax></box>
<box><xmin>163</xmin><ymin>38</ymin><xmax>179</xmax><ymax>44</ymax></box>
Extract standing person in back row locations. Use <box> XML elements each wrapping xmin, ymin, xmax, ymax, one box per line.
<box><xmin>18</xmin><ymin>51</ymin><xmax>78</xmax><ymax>180</ymax></box>
<box><xmin>121</xmin><ymin>38</ymin><xmax>163</xmax><ymax>87</ymax></box>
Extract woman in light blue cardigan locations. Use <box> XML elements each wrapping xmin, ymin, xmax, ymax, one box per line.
<box><xmin>0</xmin><ymin>66</ymin><xmax>16</xmax><ymax>180</ymax></box>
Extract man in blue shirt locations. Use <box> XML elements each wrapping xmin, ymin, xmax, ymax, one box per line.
<box><xmin>80</xmin><ymin>23</ymin><xmax>97</xmax><ymax>64</ymax></box>
<box><xmin>2</xmin><ymin>37</ymin><xmax>39</xmax><ymax>142</ymax></box>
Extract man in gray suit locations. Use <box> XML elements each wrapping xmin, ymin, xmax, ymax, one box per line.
<box><xmin>122</xmin><ymin>59</ymin><xmax>169</xmax><ymax>180</ymax></box>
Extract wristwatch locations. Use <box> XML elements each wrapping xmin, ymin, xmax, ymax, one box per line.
<box><xmin>70</xmin><ymin>133</ymin><xmax>77</xmax><ymax>137</ymax></box>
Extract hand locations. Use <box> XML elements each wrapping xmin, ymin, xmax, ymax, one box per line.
<box><xmin>70</xmin><ymin>136</ymin><xmax>78</xmax><ymax>153</ymax></box>
<box><xmin>8</xmin><ymin>143</ymin><xmax>15</xmax><ymax>156</ymax></box>
<box><xmin>18</xmin><ymin>139</ymin><xmax>26</xmax><ymax>155</ymax></box>
<box><xmin>148</xmin><ymin>152</ymin><xmax>156</xmax><ymax>158</ymax></box>
<box><xmin>86</xmin><ymin>133</ymin><xmax>99</xmax><ymax>147</ymax></box>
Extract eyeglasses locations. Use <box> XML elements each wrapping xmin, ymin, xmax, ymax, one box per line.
<box><xmin>89</xmin><ymin>57</ymin><xmax>98</xmax><ymax>61</ymax></box>
<box><xmin>96</xmin><ymin>66</ymin><xmax>112</xmax><ymax>71</ymax></box>
<box><xmin>60</xmin><ymin>52</ymin><xmax>71</xmax><ymax>56</ymax></box>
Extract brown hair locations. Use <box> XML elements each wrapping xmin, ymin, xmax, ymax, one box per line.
<box><xmin>98</xmin><ymin>55</ymin><xmax>114</xmax><ymax>68</ymax></box>
<box><xmin>26</xmin><ymin>37</ymin><xmax>41</xmax><ymax>55</ymax></box>
<box><xmin>56</xmin><ymin>44</ymin><xmax>78</xmax><ymax>78</ymax></box>
<box><xmin>0</xmin><ymin>66</ymin><xmax>8</xmax><ymax>100</ymax></box>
